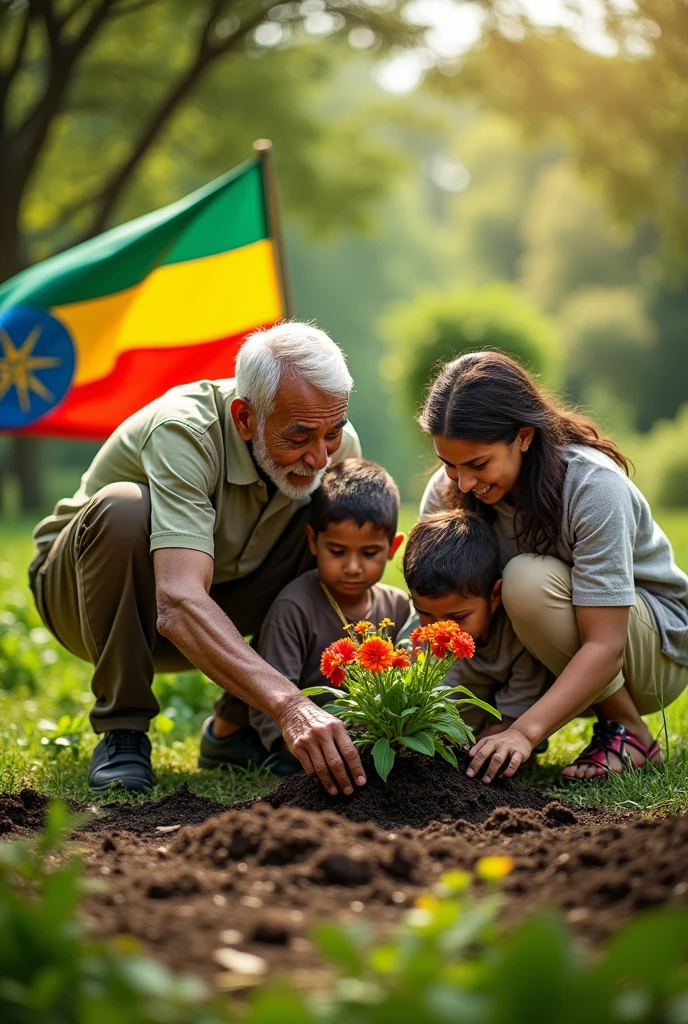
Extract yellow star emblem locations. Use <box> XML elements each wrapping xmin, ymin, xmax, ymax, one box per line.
<box><xmin>0</xmin><ymin>323</ymin><xmax>62</xmax><ymax>413</ymax></box>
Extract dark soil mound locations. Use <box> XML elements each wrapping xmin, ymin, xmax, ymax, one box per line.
<box><xmin>77</xmin><ymin>783</ymin><xmax>230</xmax><ymax>836</ymax></box>
<box><xmin>265</xmin><ymin>751</ymin><xmax>550</xmax><ymax>829</ymax></box>
<box><xmin>81</xmin><ymin>799</ymin><xmax>687</xmax><ymax>988</ymax></box>
<box><xmin>0</xmin><ymin>788</ymin><xmax>49</xmax><ymax>836</ymax></box>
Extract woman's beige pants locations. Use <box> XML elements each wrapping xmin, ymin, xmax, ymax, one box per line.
<box><xmin>501</xmin><ymin>555</ymin><xmax>688</xmax><ymax>716</ymax></box>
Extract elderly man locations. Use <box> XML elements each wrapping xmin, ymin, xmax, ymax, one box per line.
<box><xmin>29</xmin><ymin>323</ymin><xmax>367</xmax><ymax>797</ymax></box>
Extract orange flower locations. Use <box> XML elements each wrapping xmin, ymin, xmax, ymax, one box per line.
<box><xmin>320</xmin><ymin>637</ymin><xmax>357</xmax><ymax>686</ymax></box>
<box><xmin>391</xmin><ymin>650</ymin><xmax>411</xmax><ymax>669</ymax></box>
<box><xmin>379</xmin><ymin>617</ymin><xmax>394</xmax><ymax>630</ymax></box>
<box><xmin>356</xmin><ymin>636</ymin><xmax>395</xmax><ymax>672</ymax></box>
<box><xmin>409</xmin><ymin>626</ymin><xmax>426</xmax><ymax>647</ymax></box>
<box><xmin>450</xmin><ymin>630</ymin><xmax>475</xmax><ymax>659</ymax></box>
<box><xmin>425</xmin><ymin>622</ymin><xmax>455</xmax><ymax>659</ymax></box>
<box><xmin>353</xmin><ymin>620</ymin><xmax>373</xmax><ymax>635</ymax></box>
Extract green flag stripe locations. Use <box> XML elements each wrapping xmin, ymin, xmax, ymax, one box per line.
<box><xmin>0</xmin><ymin>160</ymin><xmax>267</xmax><ymax>311</ymax></box>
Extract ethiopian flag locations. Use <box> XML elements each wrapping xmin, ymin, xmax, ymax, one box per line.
<box><xmin>0</xmin><ymin>154</ymin><xmax>285</xmax><ymax>438</ymax></box>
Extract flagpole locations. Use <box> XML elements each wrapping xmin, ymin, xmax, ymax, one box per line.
<box><xmin>253</xmin><ymin>139</ymin><xmax>294</xmax><ymax>320</ymax></box>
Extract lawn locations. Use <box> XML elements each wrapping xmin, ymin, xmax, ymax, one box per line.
<box><xmin>1</xmin><ymin>507</ymin><xmax>687</xmax><ymax>813</ymax></box>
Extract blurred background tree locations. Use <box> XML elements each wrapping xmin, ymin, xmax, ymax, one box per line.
<box><xmin>380</xmin><ymin>282</ymin><xmax>559</xmax><ymax>413</ymax></box>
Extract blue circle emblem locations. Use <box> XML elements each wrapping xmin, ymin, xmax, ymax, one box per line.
<box><xmin>0</xmin><ymin>306</ymin><xmax>76</xmax><ymax>429</ymax></box>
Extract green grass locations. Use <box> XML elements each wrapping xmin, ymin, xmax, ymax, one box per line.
<box><xmin>1</xmin><ymin>507</ymin><xmax>687</xmax><ymax>813</ymax></box>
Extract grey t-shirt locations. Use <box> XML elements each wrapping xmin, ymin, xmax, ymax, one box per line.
<box><xmin>249</xmin><ymin>570</ymin><xmax>411</xmax><ymax>748</ymax></box>
<box><xmin>422</xmin><ymin>445</ymin><xmax>688</xmax><ymax>667</ymax></box>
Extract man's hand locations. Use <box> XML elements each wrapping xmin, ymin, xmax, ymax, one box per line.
<box><xmin>278</xmin><ymin>696</ymin><xmax>366</xmax><ymax>797</ymax></box>
<box><xmin>466</xmin><ymin>727</ymin><xmax>533</xmax><ymax>784</ymax></box>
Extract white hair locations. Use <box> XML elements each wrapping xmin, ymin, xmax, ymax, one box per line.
<box><xmin>235</xmin><ymin>321</ymin><xmax>353</xmax><ymax>420</ymax></box>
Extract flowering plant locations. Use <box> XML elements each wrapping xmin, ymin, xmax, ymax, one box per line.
<box><xmin>302</xmin><ymin>619</ymin><xmax>500</xmax><ymax>781</ymax></box>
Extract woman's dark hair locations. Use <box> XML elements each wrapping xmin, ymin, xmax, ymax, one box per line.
<box><xmin>419</xmin><ymin>351</ymin><xmax>630</xmax><ymax>556</ymax></box>
<box><xmin>404</xmin><ymin>510</ymin><xmax>500</xmax><ymax>600</ymax></box>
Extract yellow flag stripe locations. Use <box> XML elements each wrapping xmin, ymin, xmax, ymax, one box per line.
<box><xmin>52</xmin><ymin>239</ymin><xmax>282</xmax><ymax>387</ymax></box>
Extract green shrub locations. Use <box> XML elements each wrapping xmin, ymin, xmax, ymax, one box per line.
<box><xmin>625</xmin><ymin>403</ymin><xmax>688</xmax><ymax>507</ymax></box>
<box><xmin>658</xmin><ymin>454</ymin><xmax>688</xmax><ymax>509</ymax></box>
<box><xmin>379</xmin><ymin>282</ymin><xmax>560</xmax><ymax>416</ymax></box>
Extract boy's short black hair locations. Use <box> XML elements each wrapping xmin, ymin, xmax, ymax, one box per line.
<box><xmin>310</xmin><ymin>459</ymin><xmax>400</xmax><ymax>542</ymax></box>
<box><xmin>403</xmin><ymin>510</ymin><xmax>500</xmax><ymax>599</ymax></box>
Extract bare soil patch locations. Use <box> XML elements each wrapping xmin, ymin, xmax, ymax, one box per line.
<box><xmin>3</xmin><ymin>762</ymin><xmax>686</xmax><ymax>991</ymax></box>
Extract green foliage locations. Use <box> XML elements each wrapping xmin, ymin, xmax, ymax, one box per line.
<box><xmin>519</xmin><ymin>163</ymin><xmax>645</xmax><ymax>315</ymax></box>
<box><xmin>0</xmin><ymin>802</ymin><xmax>227</xmax><ymax>1024</ymax></box>
<box><xmin>243</xmin><ymin>860</ymin><xmax>688</xmax><ymax>1024</ymax></box>
<box><xmin>558</xmin><ymin>284</ymin><xmax>656</xmax><ymax>429</ymax></box>
<box><xmin>449</xmin><ymin>1</ymin><xmax>688</xmax><ymax>262</ymax></box>
<box><xmin>624</xmin><ymin>404</ymin><xmax>688</xmax><ymax>509</ymax></box>
<box><xmin>658</xmin><ymin>456</ymin><xmax>688</xmax><ymax>509</ymax></box>
<box><xmin>304</xmin><ymin>622</ymin><xmax>499</xmax><ymax>780</ymax></box>
<box><xmin>380</xmin><ymin>282</ymin><xmax>560</xmax><ymax>416</ymax></box>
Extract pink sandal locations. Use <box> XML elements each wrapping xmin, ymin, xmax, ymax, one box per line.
<box><xmin>561</xmin><ymin>720</ymin><xmax>662</xmax><ymax>781</ymax></box>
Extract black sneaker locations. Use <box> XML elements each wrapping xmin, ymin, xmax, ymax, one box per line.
<box><xmin>264</xmin><ymin>747</ymin><xmax>303</xmax><ymax>778</ymax></box>
<box><xmin>88</xmin><ymin>730</ymin><xmax>154</xmax><ymax>794</ymax></box>
<box><xmin>197</xmin><ymin>718</ymin><xmax>271</xmax><ymax>771</ymax></box>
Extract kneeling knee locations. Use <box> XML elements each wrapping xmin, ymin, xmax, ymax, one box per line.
<box><xmin>502</xmin><ymin>554</ymin><xmax>563</xmax><ymax>625</ymax></box>
<box><xmin>81</xmin><ymin>483</ymin><xmax>150</xmax><ymax>548</ymax></box>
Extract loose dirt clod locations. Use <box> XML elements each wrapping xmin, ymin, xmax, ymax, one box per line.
<box><xmin>77</xmin><ymin>783</ymin><xmax>231</xmax><ymax>836</ymax></box>
<box><xmin>265</xmin><ymin>752</ymin><xmax>550</xmax><ymax>829</ymax></box>
<box><xmin>78</xmin><ymin>794</ymin><xmax>687</xmax><ymax>988</ymax></box>
<box><xmin>0</xmin><ymin>788</ymin><xmax>49</xmax><ymax>835</ymax></box>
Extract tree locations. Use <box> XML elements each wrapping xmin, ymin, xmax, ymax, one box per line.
<box><xmin>379</xmin><ymin>282</ymin><xmax>560</xmax><ymax>419</ymax></box>
<box><xmin>0</xmin><ymin>0</ymin><xmax>421</xmax><ymax>280</ymax></box>
<box><xmin>443</xmin><ymin>0</ymin><xmax>688</xmax><ymax>262</ymax></box>
<box><xmin>0</xmin><ymin>0</ymin><xmax>421</xmax><ymax>510</ymax></box>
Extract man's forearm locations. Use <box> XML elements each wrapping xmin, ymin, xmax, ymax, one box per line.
<box><xmin>157</xmin><ymin>590</ymin><xmax>306</xmax><ymax>724</ymax></box>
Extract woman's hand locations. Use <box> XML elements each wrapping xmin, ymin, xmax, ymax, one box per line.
<box><xmin>466</xmin><ymin>727</ymin><xmax>533</xmax><ymax>783</ymax></box>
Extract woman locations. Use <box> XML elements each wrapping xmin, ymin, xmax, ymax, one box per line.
<box><xmin>420</xmin><ymin>351</ymin><xmax>688</xmax><ymax>783</ymax></box>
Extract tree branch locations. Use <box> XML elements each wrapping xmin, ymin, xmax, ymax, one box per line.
<box><xmin>0</xmin><ymin>3</ymin><xmax>33</xmax><ymax>99</ymax></box>
<box><xmin>10</xmin><ymin>0</ymin><xmax>121</xmax><ymax>189</ymax></box>
<box><xmin>80</xmin><ymin>0</ymin><xmax>280</xmax><ymax>238</ymax></box>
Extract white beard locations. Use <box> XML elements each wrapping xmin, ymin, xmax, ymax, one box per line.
<box><xmin>252</xmin><ymin>428</ymin><xmax>330</xmax><ymax>501</ymax></box>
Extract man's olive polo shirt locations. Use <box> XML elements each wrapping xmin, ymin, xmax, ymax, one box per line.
<box><xmin>33</xmin><ymin>379</ymin><xmax>361</xmax><ymax>584</ymax></box>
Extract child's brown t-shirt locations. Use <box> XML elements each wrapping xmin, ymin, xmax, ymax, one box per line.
<box><xmin>250</xmin><ymin>569</ymin><xmax>410</xmax><ymax>748</ymax></box>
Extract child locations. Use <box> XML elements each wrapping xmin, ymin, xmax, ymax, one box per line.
<box><xmin>250</xmin><ymin>459</ymin><xmax>410</xmax><ymax>754</ymax></box>
<box><xmin>402</xmin><ymin>509</ymin><xmax>549</xmax><ymax>739</ymax></box>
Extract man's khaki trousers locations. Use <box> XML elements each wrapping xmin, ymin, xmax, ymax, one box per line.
<box><xmin>501</xmin><ymin>554</ymin><xmax>688</xmax><ymax>716</ymax></box>
<box><xmin>28</xmin><ymin>482</ymin><xmax>315</xmax><ymax>733</ymax></box>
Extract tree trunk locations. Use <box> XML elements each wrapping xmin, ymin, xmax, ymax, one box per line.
<box><xmin>0</xmin><ymin>193</ymin><xmax>44</xmax><ymax>516</ymax></box>
<box><xmin>10</xmin><ymin>437</ymin><xmax>44</xmax><ymax>515</ymax></box>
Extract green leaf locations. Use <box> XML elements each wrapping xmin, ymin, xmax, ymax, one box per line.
<box><xmin>313</xmin><ymin>922</ymin><xmax>364</xmax><ymax>973</ymax></box>
<box><xmin>438</xmin><ymin>684</ymin><xmax>480</xmax><ymax>698</ymax></box>
<box><xmin>383</xmin><ymin>681</ymin><xmax>407</xmax><ymax>715</ymax></box>
<box><xmin>321</xmin><ymin>704</ymin><xmax>346</xmax><ymax>716</ymax></box>
<box><xmin>435</xmin><ymin>716</ymin><xmax>470</xmax><ymax>745</ymax></box>
<box><xmin>401</xmin><ymin>732</ymin><xmax>436</xmax><ymax>756</ymax></box>
<box><xmin>456</xmin><ymin>696</ymin><xmax>502</xmax><ymax>719</ymax></box>
<box><xmin>372</xmin><ymin>737</ymin><xmax>395</xmax><ymax>782</ymax></box>
<box><xmin>434</xmin><ymin>740</ymin><xmax>458</xmax><ymax>767</ymax></box>
<box><xmin>301</xmin><ymin>685</ymin><xmax>346</xmax><ymax>697</ymax></box>
<box><xmin>400</xmin><ymin>706</ymin><xmax>420</xmax><ymax>717</ymax></box>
